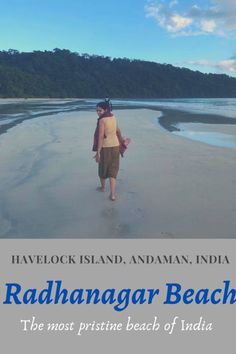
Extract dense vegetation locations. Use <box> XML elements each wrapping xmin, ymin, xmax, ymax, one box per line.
<box><xmin>0</xmin><ymin>48</ymin><xmax>236</xmax><ymax>98</ymax></box>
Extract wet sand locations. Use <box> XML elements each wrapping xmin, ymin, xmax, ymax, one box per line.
<box><xmin>0</xmin><ymin>108</ymin><xmax>235</xmax><ymax>238</ymax></box>
<box><xmin>156</xmin><ymin>107</ymin><xmax>236</xmax><ymax>132</ymax></box>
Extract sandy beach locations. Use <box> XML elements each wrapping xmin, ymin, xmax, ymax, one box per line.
<box><xmin>0</xmin><ymin>107</ymin><xmax>235</xmax><ymax>238</ymax></box>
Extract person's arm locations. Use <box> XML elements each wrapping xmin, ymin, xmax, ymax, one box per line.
<box><xmin>95</xmin><ymin>119</ymin><xmax>105</xmax><ymax>162</ymax></box>
<box><xmin>116</xmin><ymin>125</ymin><xmax>123</xmax><ymax>142</ymax></box>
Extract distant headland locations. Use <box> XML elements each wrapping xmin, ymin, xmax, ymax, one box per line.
<box><xmin>0</xmin><ymin>48</ymin><xmax>236</xmax><ymax>98</ymax></box>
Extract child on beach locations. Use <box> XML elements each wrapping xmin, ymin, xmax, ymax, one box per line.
<box><xmin>93</xmin><ymin>99</ymin><xmax>123</xmax><ymax>201</ymax></box>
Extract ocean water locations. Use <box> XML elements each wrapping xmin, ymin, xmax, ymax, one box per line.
<box><xmin>114</xmin><ymin>98</ymin><xmax>236</xmax><ymax>118</ymax></box>
<box><xmin>0</xmin><ymin>98</ymin><xmax>236</xmax><ymax>148</ymax></box>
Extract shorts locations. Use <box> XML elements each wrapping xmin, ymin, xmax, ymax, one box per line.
<box><xmin>98</xmin><ymin>146</ymin><xmax>120</xmax><ymax>179</ymax></box>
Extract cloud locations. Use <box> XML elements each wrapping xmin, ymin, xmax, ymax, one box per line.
<box><xmin>145</xmin><ymin>1</ymin><xmax>193</xmax><ymax>33</ymax></box>
<box><xmin>187</xmin><ymin>58</ymin><xmax>236</xmax><ymax>74</ymax></box>
<box><xmin>216</xmin><ymin>60</ymin><xmax>236</xmax><ymax>73</ymax></box>
<box><xmin>145</xmin><ymin>0</ymin><xmax>236</xmax><ymax>36</ymax></box>
<box><xmin>200</xmin><ymin>19</ymin><xmax>216</xmax><ymax>33</ymax></box>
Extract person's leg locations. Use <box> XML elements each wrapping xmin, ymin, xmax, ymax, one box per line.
<box><xmin>98</xmin><ymin>149</ymin><xmax>106</xmax><ymax>191</ymax></box>
<box><xmin>109</xmin><ymin>177</ymin><xmax>116</xmax><ymax>201</ymax></box>
<box><xmin>99</xmin><ymin>178</ymin><xmax>106</xmax><ymax>192</ymax></box>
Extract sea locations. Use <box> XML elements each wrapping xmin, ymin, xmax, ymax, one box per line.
<box><xmin>0</xmin><ymin>98</ymin><xmax>236</xmax><ymax>148</ymax></box>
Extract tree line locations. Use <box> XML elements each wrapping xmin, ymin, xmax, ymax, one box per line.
<box><xmin>0</xmin><ymin>48</ymin><xmax>236</xmax><ymax>98</ymax></box>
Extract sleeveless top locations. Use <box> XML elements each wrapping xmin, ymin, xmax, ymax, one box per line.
<box><xmin>102</xmin><ymin>116</ymin><xmax>119</xmax><ymax>148</ymax></box>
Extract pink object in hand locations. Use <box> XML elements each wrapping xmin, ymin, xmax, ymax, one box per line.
<box><xmin>119</xmin><ymin>137</ymin><xmax>131</xmax><ymax>157</ymax></box>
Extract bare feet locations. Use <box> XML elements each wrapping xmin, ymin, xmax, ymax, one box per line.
<box><xmin>110</xmin><ymin>195</ymin><xmax>116</xmax><ymax>201</ymax></box>
<box><xmin>96</xmin><ymin>186</ymin><xmax>105</xmax><ymax>192</ymax></box>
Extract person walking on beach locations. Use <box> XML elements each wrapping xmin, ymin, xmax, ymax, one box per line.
<box><xmin>93</xmin><ymin>99</ymin><xmax>122</xmax><ymax>201</ymax></box>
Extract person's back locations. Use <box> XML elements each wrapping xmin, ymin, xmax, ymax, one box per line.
<box><xmin>94</xmin><ymin>99</ymin><xmax>122</xmax><ymax>201</ymax></box>
<box><xmin>102</xmin><ymin>116</ymin><xmax>119</xmax><ymax>148</ymax></box>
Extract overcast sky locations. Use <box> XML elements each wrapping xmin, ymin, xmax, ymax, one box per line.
<box><xmin>1</xmin><ymin>0</ymin><xmax>236</xmax><ymax>76</ymax></box>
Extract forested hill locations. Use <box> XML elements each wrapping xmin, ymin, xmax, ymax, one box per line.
<box><xmin>0</xmin><ymin>49</ymin><xmax>236</xmax><ymax>98</ymax></box>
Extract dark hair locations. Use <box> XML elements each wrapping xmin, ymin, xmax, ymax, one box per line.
<box><xmin>96</xmin><ymin>98</ymin><xmax>112</xmax><ymax>112</ymax></box>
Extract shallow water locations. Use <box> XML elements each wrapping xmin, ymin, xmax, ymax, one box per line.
<box><xmin>174</xmin><ymin>127</ymin><xmax>236</xmax><ymax>149</ymax></box>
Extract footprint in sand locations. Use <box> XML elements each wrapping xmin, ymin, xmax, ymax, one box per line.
<box><xmin>131</xmin><ymin>207</ymin><xmax>144</xmax><ymax>218</ymax></box>
<box><xmin>115</xmin><ymin>223</ymin><xmax>131</xmax><ymax>235</ymax></box>
<box><xmin>101</xmin><ymin>207</ymin><xmax>117</xmax><ymax>219</ymax></box>
<box><xmin>126</xmin><ymin>191</ymin><xmax>135</xmax><ymax>200</ymax></box>
<box><xmin>161</xmin><ymin>231</ymin><xmax>174</xmax><ymax>237</ymax></box>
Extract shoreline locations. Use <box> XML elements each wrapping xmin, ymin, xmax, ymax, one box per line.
<box><xmin>0</xmin><ymin>99</ymin><xmax>236</xmax><ymax>138</ymax></box>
